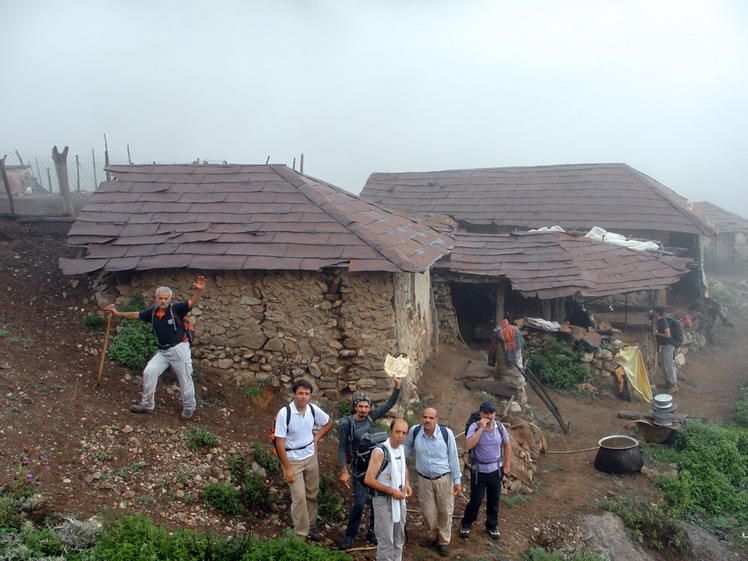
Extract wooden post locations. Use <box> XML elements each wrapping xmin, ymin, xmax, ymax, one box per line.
<box><xmin>127</xmin><ymin>144</ymin><xmax>132</xmax><ymax>164</ymax></box>
<box><xmin>52</xmin><ymin>146</ymin><xmax>75</xmax><ymax>216</ymax></box>
<box><xmin>92</xmin><ymin>148</ymin><xmax>98</xmax><ymax>187</ymax></box>
<box><xmin>46</xmin><ymin>167</ymin><xmax>52</xmax><ymax>192</ymax></box>
<box><xmin>76</xmin><ymin>155</ymin><xmax>81</xmax><ymax>192</ymax></box>
<box><xmin>35</xmin><ymin>158</ymin><xmax>44</xmax><ymax>192</ymax></box>
<box><xmin>300</xmin><ymin>153</ymin><xmax>304</xmax><ymax>174</ymax></box>
<box><xmin>15</xmin><ymin>150</ymin><xmax>24</xmax><ymax>165</ymax></box>
<box><xmin>104</xmin><ymin>134</ymin><xmax>111</xmax><ymax>181</ymax></box>
<box><xmin>0</xmin><ymin>155</ymin><xmax>16</xmax><ymax>215</ymax></box>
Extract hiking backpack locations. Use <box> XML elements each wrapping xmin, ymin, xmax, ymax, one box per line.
<box><xmin>351</xmin><ymin>428</ymin><xmax>389</xmax><ymax>484</ymax></box>
<box><xmin>152</xmin><ymin>304</ymin><xmax>195</xmax><ymax>345</ymax></box>
<box><xmin>667</xmin><ymin>317</ymin><xmax>685</xmax><ymax>349</ymax></box>
<box><xmin>271</xmin><ymin>403</ymin><xmax>317</xmax><ymax>457</ymax></box>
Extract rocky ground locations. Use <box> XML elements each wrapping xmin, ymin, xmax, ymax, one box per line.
<box><xmin>1</xmin><ymin>210</ymin><xmax>747</xmax><ymax>560</ymax></box>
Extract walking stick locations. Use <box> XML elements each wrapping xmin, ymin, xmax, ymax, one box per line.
<box><xmin>96</xmin><ymin>314</ymin><xmax>112</xmax><ymax>386</ymax></box>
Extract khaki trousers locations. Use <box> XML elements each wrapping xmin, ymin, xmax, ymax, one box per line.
<box><xmin>418</xmin><ymin>474</ymin><xmax>455</xmax><ymax>545</ymax></box>
<box><xmin>287</xmin><ymin>455</ymin><xmax>319</xmax><ymax>537</ymax></box>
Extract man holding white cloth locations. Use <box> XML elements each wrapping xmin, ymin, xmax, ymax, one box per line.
<box><xmin>365</xmin><ymin>418</ymin><xmax>412</xmax><ymax>561</ymax></box>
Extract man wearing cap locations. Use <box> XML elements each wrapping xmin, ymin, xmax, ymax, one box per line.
<box><xmin>460</xmin><ymin>401</ymin><xmax>511</xmax><ymax>541</ymax></box>
<box><xmin>653</xmin><ymin>307</ymin><xmax>678</xmax><ymax>393</ymax></box>
<box><xmin>337</xmin><ymin>377</ymin><xmax>403</xmax><ymax>550</ymax></box>
<box><xmin>403</xmin><ymin>407</ymin><xmax>462</xmax><ymax>557</ymax></box>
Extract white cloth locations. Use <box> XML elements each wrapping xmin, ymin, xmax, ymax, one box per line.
<box><xmin>381</xmin><ymin>439</ymin><xmax>406</xmax><ymax>524</ymax></box>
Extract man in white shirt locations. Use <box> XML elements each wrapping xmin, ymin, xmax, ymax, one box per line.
<box><xmin>274</xmin><ymin>378</ymin><xmax>333</xmax><ymax>540</ymax></box>
<box><xmin>365</xmin><ymin>418</ymin><xmax>412</xmax><ymax>561</ymax></box>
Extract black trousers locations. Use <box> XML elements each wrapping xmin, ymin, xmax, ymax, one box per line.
<box><xmin>461</xmin><ymin>469</ymin><xmax>502</xmax><ymax>531</ymax></box>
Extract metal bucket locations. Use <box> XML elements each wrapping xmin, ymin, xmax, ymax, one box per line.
<box><xmin>594</xmin><ymin>435</ymin><xmax>644</xmax><ymax>474</ymax></box>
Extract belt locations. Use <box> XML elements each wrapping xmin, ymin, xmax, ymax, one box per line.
<box><xmin>418</xmin><ymin>472</ymin><xmax>449</xmax><ymax>480</ymax></box>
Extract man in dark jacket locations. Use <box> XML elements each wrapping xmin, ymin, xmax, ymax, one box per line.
<box><xmin>337</xmin><ymin>377</ymin><xmax>403</xmax><ymax>550</ymax></box>
<box><xmin>106</xmin><ymin>275</ymin><xmax>206</xmax><ymax>420</ymax></box>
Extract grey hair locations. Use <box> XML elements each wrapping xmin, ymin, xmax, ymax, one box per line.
<box><xmin>155</xmin><ymin>286</ymin><xmax>173</xmax><ymax>298</ymax></box>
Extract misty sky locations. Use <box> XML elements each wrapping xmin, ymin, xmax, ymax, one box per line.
<box><xmin>4</xmin><ymin>0</ymin><xmax>748</xmax><ymax>219</ymax></box>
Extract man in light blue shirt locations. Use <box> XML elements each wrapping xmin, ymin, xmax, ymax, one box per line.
<box><xmin>403</xmin><ymin>408</ymin><xmax>462</xmax><ymax>557</ymax></box>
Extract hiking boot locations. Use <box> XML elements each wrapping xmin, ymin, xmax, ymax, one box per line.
<box><xmin>460</xmin><ymin>525</ymin><xmax>471</xmax><ymax>539</ymax></box>
<box><xmin>420</xmin><ymin>538</ymin><xmax>437</xmax><ymax>548</ymax></box>
<box><xmin>366</xmin><ymin>528</ymin><xmax>378</xmax><ymax>545</ymax></box>
<box><xmin>337</xmin><ymin>535</ymin><xmax>354</xmax><ymax>550</ymax></box>
<box><xmin>437</xmin><ymin>544</ymin><xmax>450</xmax><ymax>556</ymax></box>
<box><xmin>307</xmin><ymin>528</ymin><xmax>321</xmax><ymax>542</ymax></box>
<box><xmin>486</xmin><ymin>528</ymin><xmax>501</xmax><ymax>540</ymax></box>
<box><xmin>180</xmin><ymin>410</ymin><xmax>194</xmax><ymax>421</ymax></box>
<box><xmin>130</xmin><ymin>403</ymin><xmax>152</xmax><ymax>414</ymax></box>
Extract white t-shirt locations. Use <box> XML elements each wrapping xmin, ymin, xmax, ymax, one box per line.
<box><xmin>274</xmin><ymin>402</ymin><xmax>330</xmax><ymax>461</ymax></box>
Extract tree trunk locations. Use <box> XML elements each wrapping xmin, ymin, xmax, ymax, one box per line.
<box><xmin>52</xmin><ymin>146</ymin><xmax>75</xmax><ymax>216</ymax></box>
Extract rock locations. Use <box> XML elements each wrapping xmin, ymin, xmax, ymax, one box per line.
<box><xmin>617</xmin><ymin>410</ymin><xmax>642</xmax><ymax>420</ymax></box>
<box><xmin>121</xmin><ymin>425</ymin><xmax>134</xmax><ymax>434</ymax></box>
<box><xmin>581</xmin><ymin>512</ymin><xmax>655</xmax><ymax>561</ymax></box>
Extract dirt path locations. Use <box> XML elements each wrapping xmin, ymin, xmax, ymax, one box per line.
<box><xmin>408</xmin><ymin>268</ymin><xmax>748</xmax><ymax>560</ymax></box>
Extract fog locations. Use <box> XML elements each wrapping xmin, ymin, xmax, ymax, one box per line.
<box><xmin>3</xmin><ymin>0</ymin><xmax>748</xmax><ymax>218</ymax></box>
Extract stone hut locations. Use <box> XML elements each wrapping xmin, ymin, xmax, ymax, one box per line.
<box><xmin>60</xmin><ymin>164</ymin><xmax>452</xmax><ymax>402</ymax></box>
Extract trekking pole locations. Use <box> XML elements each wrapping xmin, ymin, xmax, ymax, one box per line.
<box><xmin>96</xmin><ymin>314</ymin><xmax>112</xmax><ymax>386</ymax></box>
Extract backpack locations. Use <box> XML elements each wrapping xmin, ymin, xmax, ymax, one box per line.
<box><xmin>153</xmin><ymin>304</ymin><xmax>195</xmax><ymax>345</ymax></box>
<box><xmin>412</xmin><ymin>423</ymin><xmax>450</xmax><ymax>446</ymax></box>
<box><xmin>271</xmin><ymin>403</ymin><xmax>317</xmax><ymax>457</ymax></box>
<box><xmin>351</xmin><ymin>428</ymin><xmax>389</xmax><ymax>484</ymax></box>
<box><xmin>667</xmin><ymin>317</ymin><xmax>685</xmax><ymax>348</ymax></box>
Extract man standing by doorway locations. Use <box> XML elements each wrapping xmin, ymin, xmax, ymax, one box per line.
<box><xmin>653</xmin><ymin>307</ymin><xmax>678</xmax><ymax>392</ymax></box>
<box><xmin>403</xmin><ymin>407</ymin><xmax>462</xmax><ymax>557</ymax></box>
<box><xmin>274</xmin><ymin>379</ymin><xmax>333</xmax><ymax>540</ymax></box>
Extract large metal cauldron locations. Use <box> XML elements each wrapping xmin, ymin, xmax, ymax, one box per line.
<box><xmin>594</xmin><ymin>435</ymin><xmax>644</xmax><ymax>474</ymax></box>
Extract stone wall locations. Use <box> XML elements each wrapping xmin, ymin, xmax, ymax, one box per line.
<box><xmin>95</xmin><ymin>268</ymin><xmax>435</xmax><ymax>403</ymax></box>
<box><xmin>432</xmin><ymin>279</ymin><xmax>461</xmax><ymax>344</ymax></box>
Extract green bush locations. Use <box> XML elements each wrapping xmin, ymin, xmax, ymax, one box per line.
<box><xmin>732</xmin><ymin>381</ymin><xmax>748</xmax><ymax>427</ymax></box>
<box><xmin>339</xmin><ymin>399</ymin><xmax>353</xmax><ymax>417</ymax></box>
<box><xmin>185</xmin><ymin>426</ymin><xmax>221</xmax><ymax>451</ymax></box>
<box><xmin>658</xmin><ymin>419</ymin><xmax>748</xmax><ymax>519</ymax></box>
<box><xmin>249</xmin><ymin>441</ymin><xmax>281</xmax><ymax>475</ymax></box>
<box><xmin>522</xmin><ymin>547</ymin><xmax>607</xmax><ymax>561</ymax></box>
<box><xmin>202</xmin><ymin>482</ymin><xmax>243</xmax><ymax>516</ymax></box>
<box><xmin>527</xmin><ymin>338</ymin><xmax>590</xmax><ymax>390</ymax></box>
<box><xmin>84</xmin><ymin>313</ymin><xmax>106</xmax><ymax>332</ymax></box>
<box><xmin>108</xmin><ymin>294</ymin><xmax>158</xmax><ymax>369</ymax></box>
<box><xmin>317</xmin><ymin>472</ymin><xmax>345</xmax><ymax>527</ymax></box>
<box><xmin>600</xmin><ymin>495</ymin><xmax>687</xmax><ymax>553</ymax></box>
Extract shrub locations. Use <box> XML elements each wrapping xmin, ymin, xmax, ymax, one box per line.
<box><xmin>84</xmin><ymin>313</ymin><xmax>106</xmax><ymax>332</ymax></box>
<box><xmin>339</xmin><ymin>399</ymin><xmax>353</xmax><ymax>417</ymax></box>
<box><xmin>249</xmin><ymin>441</ymin><xmax>281</xmax><ymax>475</ymax></box>
<box><xmin>527</xmin><ymin>338</ymin><xmax>590</xmax><ymax>390</ymax></box>
<box><xmin>202</xmin><ymin>481</ymin><xmax>243</xmax><ymax>516</ymax></box>
<box><xmin>732</xmin><ymin>381</ymin><xmax>748</xmax><ymax>427</ymax></box>
<box><xmin>522</xmin><ymin>547</ymin><xmax>607</xmax><ymax>561</ymax></box>
<box><xmin>107</xmin><ymin>294</ymin><xmax>158</xmax><ymax>369</ymax></box>
<box><xmin>600</xmin><ymin>495</ymin><xmax>687</xmax><ymax>553</ymax></box>
<box><xmin>658</xmin><ymin>419</ymin><xmax>748</xmax><ymax>519</ymax></box>
<box><xmin>317</xmin><ymin>472</ymin><xmax>345</xmax><ymax>526</ymax></box>
<box><xmin>185</xmin><ymin>426</ymin><xmax>221</xmax><ymax>451</ymax></box>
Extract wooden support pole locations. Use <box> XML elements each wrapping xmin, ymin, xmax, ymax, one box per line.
<box><xmin>92</xmin><ymin>148</ymin><xmax>98</xmax><ymax>187</ymax></box>
<box><xmin>52</xmin><ymin>146</ymin><xmax>75</xmax><ymax>216</ymax></box>
<box><xmin>14</xmin><ymin>150</ymin><xmax>24</xmax><ymax>165</ymax></box>
<box><xmin>46</xmin><ymin>167</ymin><xmax>52</xmax><ymax>192</ymax></box>
<box><xmin>300</xmin><ymin>153</ymin><xmax>304</xmax><ymax>174</ymax></box>
<box><xmin>127</xmin><ymin>144</ymin><xmax>132</xmax><ymax>164</ymax></box>
<box><xmin>0</xmin><ymin>155</ymin><xmax>16</xmax><ymax>215</ymax></box>
<box><xmin>104</xmin><ymin>134</ymin><xmax>111</xmax><ymax>181</ymax></box>
<box><xmin>76</xmin><ymin>155</ymin><xmax>81</xmax><ymax>192</ymax></box>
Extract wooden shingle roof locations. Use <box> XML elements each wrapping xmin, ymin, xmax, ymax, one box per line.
<box><xmin>692</xmin><ymin>201</ymin><xmax>748</xmax><ymax>234</ymax></box>
<box><xmin>440</xmin><ymin>231</ymin><xmax>691</xmax><ymax>299</ymax></box>
<box><xmin>361</xmin><ymin>163</ymin><xmax>715</xmax><ymax>236</ymax></box>
<box><xmin>59</xmin><ymin>164</ymin><xmax>452</xmax><ymax>275</ymax></box>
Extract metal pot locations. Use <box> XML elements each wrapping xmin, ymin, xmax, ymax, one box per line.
<box><xmin>594</xmin><ymin>435</ymin><xmax>644</xmax><ymax>474</ymax></box>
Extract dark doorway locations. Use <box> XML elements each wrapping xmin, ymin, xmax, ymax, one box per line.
<box><xmin>450</xmin><ymin>282</ymin><xmax>498</xmax><ymax>345</ymax></box>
